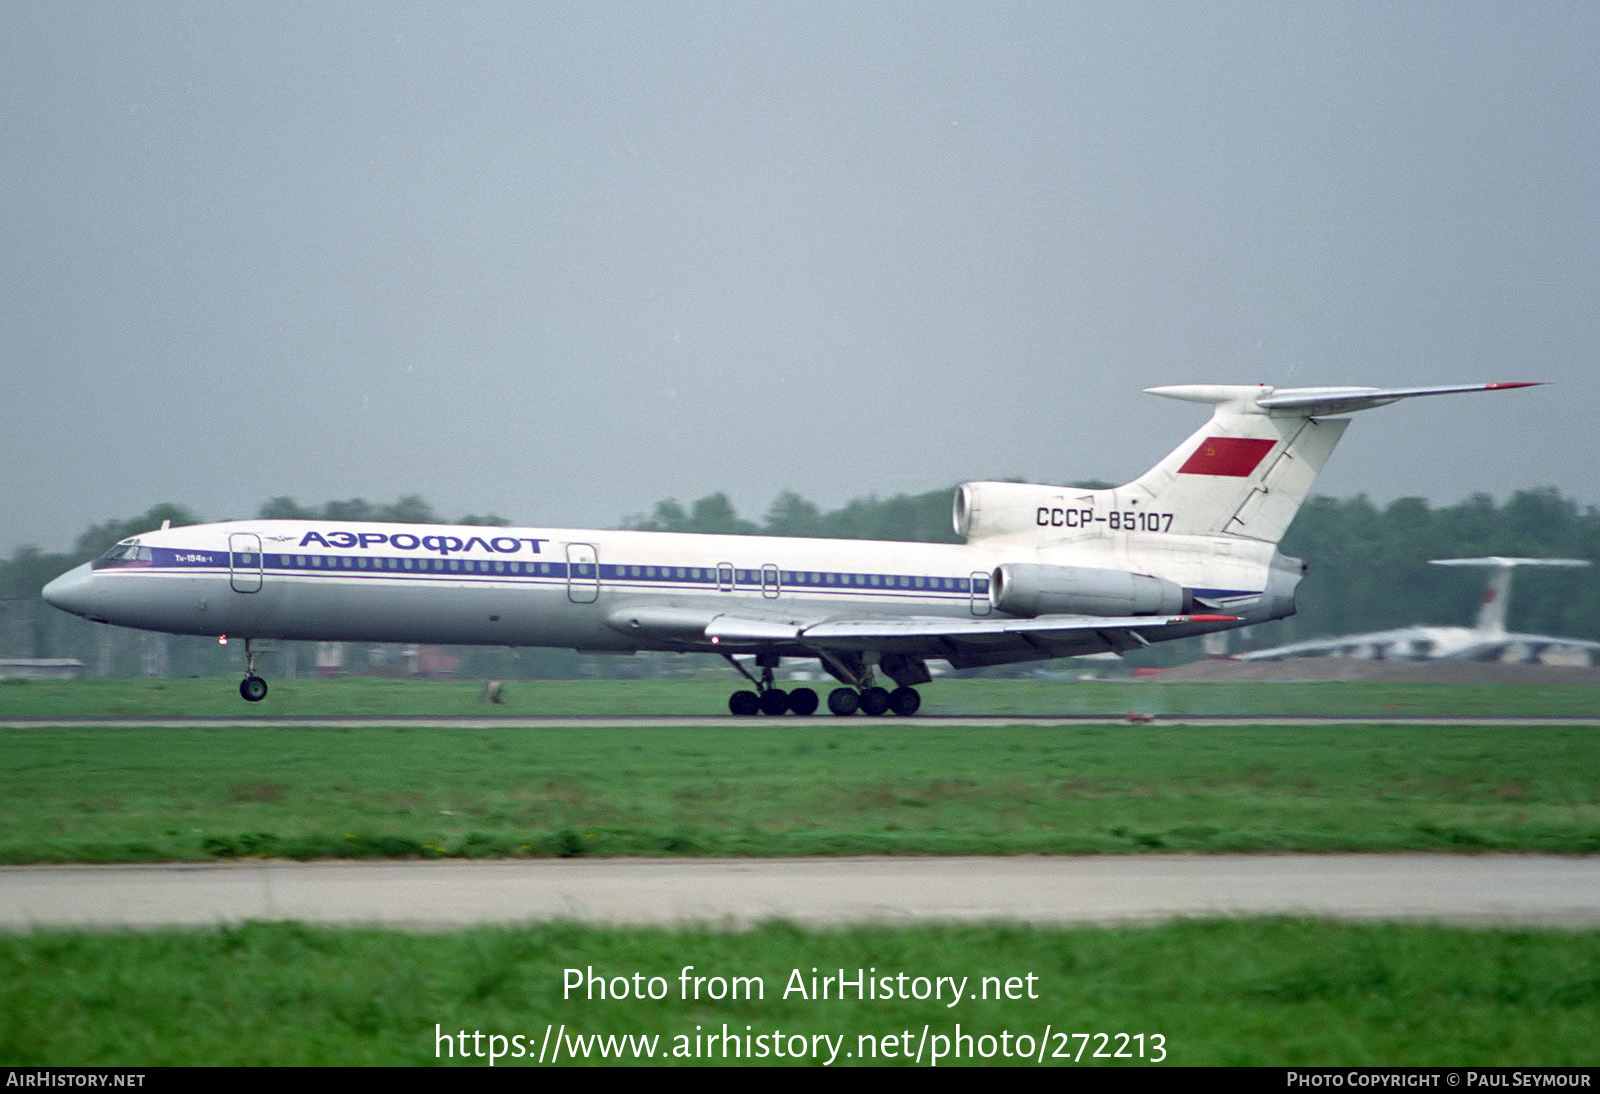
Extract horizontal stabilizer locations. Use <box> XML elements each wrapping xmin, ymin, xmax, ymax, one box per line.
<box><xmin>1145</xmin><ymin>382</ymin><xmax>1540</xmax><ymax>416</ymax></box>
<box><xmin>1253</xmin><ymin>382</ymin><xmax>1541</xmax><ymax>416</ymax></box>
<box><xmin>1430</xmin><ymin>557</ymin><xmax>1590</xmax><ymax>569</ymax></box>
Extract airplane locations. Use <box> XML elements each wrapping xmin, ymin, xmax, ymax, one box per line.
<box><xmin>1238</xmin><ymin>556</ymin><xmax>1598</xmax><ymax>664</ymax></box>
<box><xmin>42</xmin><ymin>381</ymin><xmax>1537</xmax><ymax>714</ymax></box>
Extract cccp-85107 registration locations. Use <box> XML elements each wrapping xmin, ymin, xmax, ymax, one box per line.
<box><xmin>1034</xmin><ymin>508</ymin><xmax>1175</xmax><ymax>532</ymax></box>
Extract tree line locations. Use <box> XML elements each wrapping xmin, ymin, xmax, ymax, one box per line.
<box><xmin>2</xmin><ymin>486</ymin><xmax>1596</xmax><ymax>677</ymax></box>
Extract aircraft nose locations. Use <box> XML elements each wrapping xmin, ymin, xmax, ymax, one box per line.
<box><xmin>42</xmin><ymin>562</ymin><xmax>96</xmax><ymax>618</ymax></box>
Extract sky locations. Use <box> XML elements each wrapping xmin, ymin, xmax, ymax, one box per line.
<box><xmin>4</xmin><ymin>1</ymin><xmax>1598</xmax><ymax>556</ymax></box>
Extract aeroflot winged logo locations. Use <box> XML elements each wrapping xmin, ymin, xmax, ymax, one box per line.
<box><xmin>1178</xmin><ymin>436</ymin><xmax>1276</xmax><ymax>477</ymax></box>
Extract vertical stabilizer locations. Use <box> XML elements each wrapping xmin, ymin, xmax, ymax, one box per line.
<box><xmin>1129</xmin><ymin>386</ymin><xmax>1347</xmax><ymax>541</ymax></box>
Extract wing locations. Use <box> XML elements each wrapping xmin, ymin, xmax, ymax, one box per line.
<box><xmin>607</xmin><ymin>604</ymin><xmax>1238</xmax><ymax>669</ymax></box>
<box><xmin>1237</xmin><ymin>628</ymin><xmax>1438</xmax><ymax>661</ymax></box>
<box><xmin>1241</xmin><ymin>625</ymin><xmax>1600</xmax><ymax>664</ymax></box>
<box><xmin>1442</xmin><ymin>633</ymin><xmax>1600</xmax><ymax>663</ymax></box>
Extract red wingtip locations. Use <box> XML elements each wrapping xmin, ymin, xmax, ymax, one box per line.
<box><xmin>1182</xmin><ymin>614</ymin><xmax>1241</xmax><ymax>623</ymax></box>
<box><xmin>1485</xmin><ymin>382</ymin><xmax>1543</xmax><ymax>390</ymax></box>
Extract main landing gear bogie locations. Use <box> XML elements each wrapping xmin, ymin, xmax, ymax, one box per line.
<box><xmin>721</xmin><ymin>651</ymin><xmax>922</xmax><ymax>717</ymax></box>
<box><xmin>825</xmin><ymin>685</ymin><xmax>920</xmax><ymax>717</ymax></box>
<box><xmin>728</xmin><ymin>682</ymin><xmax>921</xmax><ymax>717</ymax></box>
<box><xmin>728</xmin><ymin>686</ymin><xmax>821</xmax><ymax>717</ymax></box>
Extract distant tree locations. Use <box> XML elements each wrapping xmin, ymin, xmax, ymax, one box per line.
<box><xmin>688</xmin><ymin>493</ymin><xmax>757</xmax><ymax>535</ymax></box>
<box><xmin>73</xmin><ymin>503</ymin><xmax>202</xmax><ymax>559</ymax></box>
<box><xmin>458</xmin><ymin>513</ymin><xmax>512</xmax><ymax>526</ymax></box>
<box><xmin>257</xmin><ymin>496</ymin><xmax>313</xmax><ymax>520</ymax></box>
<box><xmin>322</xmin><ymin>498</ymin><xmax>379</xmax><ymax>522</ymax></box>
<box><xmin>1</xmin><ymin>546</ymin><xmax>71</xmax><ymax>598</ymax></box>
<box><xmin>762</xmin><ymin>491</ymin><xmax>825</xmax><ymax>537</ymax></box>
<box><xmin>377</xmin><ymin>495</ymin><xmax>437</xmax><ymax>523</ymax></box>
<box><xmin>823</xmin><ymin>488</ymin><xmax>960</xmax><ymax>543</ymax></box>
<box><xmin>624</xmin><ymin>499</ymin><xmax>691</xmax><ymax>532</ymax></box>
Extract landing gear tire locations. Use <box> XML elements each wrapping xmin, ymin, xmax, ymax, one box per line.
<box><xmin>239</xmin><ymin>675</ymin><xmax>268</xmax><ymax>703</ymax></box>
<box><xmin>859</xmin><ymin>686</ymin><xmax>891</xmax><ymax>716</ymax></box>
<box><xmin>889</xmin><ymin>686</ymin><xmax>921</xmax><ymax>716</ymax></box>
<box><xmin>729</xmin><ymin>690</ymin><xmax>760</xmax><ymax>716</ymax></box>
<box><xmin>758</xmin><ymin>688</ymin><xmax>790</xmax><ymax>716</ymax></box>
<box><xmin>787</xmin><ymin>687</ymin><xmax>819</xmax><ymax>716</ymax></box>
<box><xmin>827</xmin><ymin>687</ymin><xmax>860</xmax><ymax>716</ymax></box>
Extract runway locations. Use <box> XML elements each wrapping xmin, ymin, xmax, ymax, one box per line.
<box><xmin>4</xmin><ymin>854</ymin><xmax>1598</xmax><ymax>932</ymax></box>
<box><xmin>4</xmin><ymin>715</ymin><xmax>1598</xmax><ymax>729</ymax></box>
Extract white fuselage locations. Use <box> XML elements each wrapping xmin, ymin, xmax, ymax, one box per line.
<box><xmin>44</xmin><ymin>518</ymin><xmax>1275</xmax><ymax>658</ymax></box>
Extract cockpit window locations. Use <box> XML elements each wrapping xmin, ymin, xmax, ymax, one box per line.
<box><xmin>91</xmin><ymin>543</ymin><xmax>155</xmax><ymax>569</ymax></box>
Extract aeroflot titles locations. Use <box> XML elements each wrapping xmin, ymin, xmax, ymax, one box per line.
<box><xmin>295</xmin><ymin>530</ymin><xmax>551</xmax><ymax>556</ymax></box>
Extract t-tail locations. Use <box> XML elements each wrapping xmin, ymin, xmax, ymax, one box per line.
<box><xmin>1429</xmin><ymin>556</ymin><xmax>1592</xmax><ymax>636</ymax></box>
<box><xmin>954</xmin><ymin>382</ymin><xmax>1540</xmax><ymax>547</ymax></box>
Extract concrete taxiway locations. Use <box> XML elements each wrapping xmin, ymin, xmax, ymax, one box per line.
<box><xmin>3</xmin><ymin>854</ymin><xmax>1597</xmax><ymax>932</ymax></box>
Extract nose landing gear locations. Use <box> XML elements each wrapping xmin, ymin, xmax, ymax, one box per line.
<box><xmin>237</xmin><ymin>638</ymin><xmax>268</xmax><ymax>702</ymax></box>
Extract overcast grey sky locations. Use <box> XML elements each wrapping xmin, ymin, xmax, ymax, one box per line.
<box><xmin>4</xmin><ymin>1</ymin><xmax>1597</xmax><ymax>556</ymax></box>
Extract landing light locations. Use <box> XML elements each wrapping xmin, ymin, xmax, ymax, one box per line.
<box><xmin>219</xmin><ymin>636</ymin><xmax>228</xmax><ymax>645</ymax></box>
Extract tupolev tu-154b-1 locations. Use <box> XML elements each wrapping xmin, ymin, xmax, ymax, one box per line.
<box><xmin>43</xmin><ymin>381</ymin><xmax>1537</xmax><ymax>715</ymax></box>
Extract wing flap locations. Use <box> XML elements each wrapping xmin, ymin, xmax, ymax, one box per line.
<box><xmin>801</xmin><ymin>612</ymin><xmax>1235</xmax><ymax>642</ymax></box>
<box><xmin>797</xmin><ymin>613</ymin><xmax>1238</xmax><ymax>660</ymax></box>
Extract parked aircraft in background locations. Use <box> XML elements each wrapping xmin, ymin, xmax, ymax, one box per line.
<box><xmin>1239</xmin><ymin>556</ymin><xmax>1597</xmax><ymax>664</ymax></box>
<box><xmin>43</xmin><ymin>381</ymin><xmax>1536</xmax><ymax>713</ymax></box>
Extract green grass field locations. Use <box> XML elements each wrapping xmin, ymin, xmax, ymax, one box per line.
<box><xmin>1</xmin><ymin>720</ymin><xmax>1596</xmax><ymax>863</ymax></box>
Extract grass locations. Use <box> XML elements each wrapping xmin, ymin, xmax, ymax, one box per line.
<box><xmin>0</xmin><ymin>721</ymin><xmax>1596</xmax><ymax>863</ymax></box>
<box><xmin>1</xmin><ymin>920</ymin><xmax>1596</xmax><ymax>1066</ymax></box>
<box><xmin>2</xmin><ymin>675</ymin><xmax>1599</xmax><ymax>719</ymax></box>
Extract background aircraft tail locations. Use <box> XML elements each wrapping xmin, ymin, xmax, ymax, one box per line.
<box><xmin>1429</xmin><ymin>556</ymin><xmax>1592</xmax><ymax>635</ymax></box>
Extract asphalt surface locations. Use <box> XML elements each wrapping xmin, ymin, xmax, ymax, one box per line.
<box><xmin>4</xmin><ymin>854</ymin><xmax>1598</xmax><ymax>932</ymax></box>
<box><xmin>4</xmin><ymin>715</ymin><xmax>1599</xmax><ymax>728</ymax></box>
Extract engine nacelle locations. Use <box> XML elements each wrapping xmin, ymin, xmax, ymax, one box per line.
<box><xmin>954</xmin><ymin>481</ymin><xmax>1084</xmax><ymax>541</ymax></box>
<box><xmin>990</xmin><ymin>563</ymin><xmax>1195</xmax><ymax>618</ymax></box>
